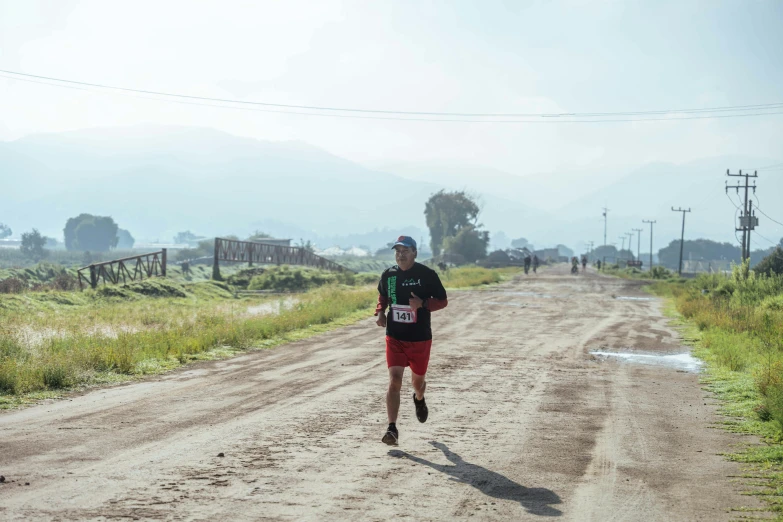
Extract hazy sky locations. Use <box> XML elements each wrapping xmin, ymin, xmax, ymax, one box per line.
<box><xmin>1</xmin><ymin>0</ymin><xmax>782</xmax><ymax>179</ymax></box>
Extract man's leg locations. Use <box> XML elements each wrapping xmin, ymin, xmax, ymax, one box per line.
<box><xmin>386</xmin><ymin>366</ymin><xmax>405</xmax><ymax>424</ymax></box>
<box><xmin>411</xmin><ymin>371</ymin><xmax>426</xmax><ymax>401</ymax></box>
<box><xmin>411</xmin><ymin>370</ymin><xmax>429</xmax><ymax>423</ymax></box>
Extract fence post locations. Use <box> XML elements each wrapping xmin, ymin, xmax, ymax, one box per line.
<box><xmin>161</xmin><ymin>248</ymin><xmax>167</xmax><ymax>277</ymax></box>
<box><xmin>248</xmin><ymin>243</ymin><xmax>253</xmax><ymax>267</ymax></box>
<box><xmin>212</xmin><ymin>238</ymin><xmax>222</xmax><ymax>280</ymax></box>
<box><xmin>89</xmin><ymin>265</ymin><xmax>97</xmax><ymax>289</ymax></box>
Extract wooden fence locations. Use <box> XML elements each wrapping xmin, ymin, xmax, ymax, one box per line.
<box><xmin>78</xmin><ymin>250</ymin><xmax>167</xmax><ymax>290</ymax></box>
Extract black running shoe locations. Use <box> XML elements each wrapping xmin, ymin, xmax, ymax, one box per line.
<box><xmin>413</xmin><ymin>393</ymin><xmax>428</xmax><ymax>423</ymax></box>
<box><xmin>382</xmin><ymin>424</ymin><xmax>398</xmax><ymax>446</ymax></box>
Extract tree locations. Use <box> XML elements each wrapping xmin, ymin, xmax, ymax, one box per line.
<box><xmin>443</xmin><ymin>225</ymin><xmax>489</xmax><ymax>263</ymax></box>
<box><xmin>297</xmin><ymin>238</ymin><xmax>315</xmax><ymax>252</ymax></box>
<box><xmin>0</xmin><ymin>223</ymin><xmax>11</xmax><ymax>239</ymax></box>
<box><xmin>63</xmin><ymin>214</ymin><xmax>119</xmax><ymax>252</ymax></box>
<box><xmin>116</xmin><ymin>228</ymin><xmax>135</xmax><ymax>249</ymax></box>
<box><xmin>754</xmin><ymin>247</ymin><xmax>783</xmax><ymax>276</ymax></box>
<box><xmin>592</xmin><ymin>245</ymin><xmax>618</xmax><ymax>261</ymax></box>
<box><xmin>20</xmin><ymin>229</ymin><xmax>48</xmax><ymax>260</ymax></box>
<box><xmin>556</xmin><ymin>244</ymin><xmax>574</xmax><ymax>258</ymax></box>
<box><xmin>658</xmin><ymin>239</ymin><xmax>740</xmax><ymax>269</ymax></box>
<box><xmin>174</xmin><ymin>231</ymin><xmax>205</xmax><ymax>244</ymax></box>
<box><xmin>511</xmin><ymin>237</ymin><xmax>532</xmax><ymax>249</ymax></box>
<box><xmin>247</xmin><ymin>230</ymin><xmax>273</xmax><ymax>242</ymax></box>
<box><xmin>425</xmin><ymin>190</ymin><xmax>481</xmax><ymax>256</ymax></box>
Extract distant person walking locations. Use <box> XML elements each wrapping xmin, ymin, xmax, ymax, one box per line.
<box><xmin>375</xmin><ymin>236</ymin><xmax>448</xmax><ymax>445</ymax></box>
<box><xmin>524</xmin><ymin>254</ymin><xmax>531</xmax><ymax>274</ymax></box>
<box><xmin>532</xmin><ymin>255</ymin><xmax>539</xmax><ymax>273</ymax></box>
<box><xmin>581</xmin><ymin>255</ymin><xmax>588</xmax><ymax>272</ymax></box>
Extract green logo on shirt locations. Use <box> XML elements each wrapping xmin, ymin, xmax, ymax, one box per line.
<box><xmin>388</xmin><ymin>276</ymin><xmax>397</xmax><ymax>305</ymax></box>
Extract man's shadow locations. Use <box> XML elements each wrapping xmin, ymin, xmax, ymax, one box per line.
<box><xmin>389</xmin><ymin>441</ymin><xmax>562</xmax><ymax>517</ymax></box>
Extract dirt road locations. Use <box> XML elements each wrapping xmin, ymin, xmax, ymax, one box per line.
<box><xmin>0</xmin><ymin>267</ymin><xmax>762</xmax><ymax>520</ymax></box>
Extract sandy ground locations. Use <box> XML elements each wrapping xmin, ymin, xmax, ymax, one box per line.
<box><xmin>0</xmin><ymin>267</ymin><xmax>765</xmax><ymax>520</ymax></box>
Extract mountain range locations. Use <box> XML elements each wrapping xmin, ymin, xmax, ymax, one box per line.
<box><xmin>1</xmin><ymin>125</ymin><xmax>781</xmax><ymax>254</ymax></box>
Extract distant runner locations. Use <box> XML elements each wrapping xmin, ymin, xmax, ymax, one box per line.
<box><xmin>375</xmin><ymin>236</ymin><xmax>448</xmax><ymax>445</ymax></box>
<box><xmin>581</xmin><ymin>255</ymin><xmax>588</xmax><ymax>272</ymax></box>
<box><xmin>532</xmin><ymin>254</ymin><xmax>539</xmax><ymax>273</ymax></box>
<box><xmin>523</xmin><ymin>253</ymin><xmax>531</xmax><ymax>274</ymax></box>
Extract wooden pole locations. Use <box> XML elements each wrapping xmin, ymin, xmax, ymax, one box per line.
<box><xmin>212</xmin><ymin>238</ymin><xmax>222</xmax><ymax>280</ymax></box>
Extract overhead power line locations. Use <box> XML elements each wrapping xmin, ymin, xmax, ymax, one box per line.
<box><xmin>756</xmin><ymin>205</ymin><xmax>783</xmax><ymax>228</ymax></box>
<box><xmin>752</xmin><ymin>230</ymin><xmax>778</xmax><ymax>246</ymax></box>
<box><xmin>2</xmin><ymin>69</ymin><xmax>783</xmax><ymax>123</ymax></box>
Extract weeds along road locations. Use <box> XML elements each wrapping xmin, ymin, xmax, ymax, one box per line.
<box><xmin>0</xmin><ymin>266</ymin><xmax>763</xmax><ymax>520</ymax></box>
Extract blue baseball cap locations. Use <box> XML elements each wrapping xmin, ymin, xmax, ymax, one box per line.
<box><xmin>391</xmin><ymin>236</ymin><xmax>417</xmax><ymax>250</ymax></box>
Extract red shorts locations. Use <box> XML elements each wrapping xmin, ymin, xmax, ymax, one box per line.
<box><xmin>386</xmin><ymin>336</ymin><xmax>432</xmax><ymax>376</ymax></box>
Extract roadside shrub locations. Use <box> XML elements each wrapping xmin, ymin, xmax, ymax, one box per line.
<box><xmin>650</xmin><ymin>266</ymin><xmax>672</xmax><ymax>279</ymax></box>
<box><xmin>226</xmin><ymin>267</ymin><xmax>266</xmax><ymax>288</ymax></box>
<box><xmin>354</xmin><ymin>273</ymin><xmax>379</xmax><ymax>285</ymax></box>
<box><xmin>0</xmin><ymin>277</ymin><xmax>26</xmax><ymax>294</ymax></box>
<box><xmin>760</xmin><ymin>294</ymin><xmax>783</xmax><ymax>311</ymax></box>
<box><xmin>126</xmin><ymin>280</ymin><xmax>188</xmax><ymax>298</ymax></box>
<box><xmin>96</xmin><ymin>285</ymin><xmax>134</xmax><ymax>299</ymax></box>
<box><xmin>764</xmin><ymin>383</ymin><xmax>783</xmax><ymax>434</ymax></box>
<box><xmin>754</xmin><ymin>359</ymin><xmax>783</xmax><ymax>397</ymax></box>
<box><xmin>754</xmin><ymin>246</ymin><xmax>783</xmax><ymax>276</ymax></box>
<box><xmin>248</xmin><ymin>266</ymin><xmax>340</xmax><ymax>292</ymax></box>
<box><xmin>41</xmin><ymin>364</ymin><xmax>72</xmax><ymax>389</ymax></box>
<box><xmin>50</xmin><ymin>271</ymin><xmax>79</xmax><ymax>291</ymax></box>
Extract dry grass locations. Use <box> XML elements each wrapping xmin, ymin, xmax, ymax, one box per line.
<box><xmin>0</xmin><ymin>282</ymin><xmax>375</xmax><ymax>398</ymax></box>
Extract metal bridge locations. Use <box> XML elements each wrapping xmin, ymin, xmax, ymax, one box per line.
<box><xmin>212</xmin><ymin>238</ymin><xmax>351</xmax><ymax>279</ymax></box>
<box><xmin>78</xmin><ymin>250</ymin><xmax>167</xmax><ymax>290</ymax></box>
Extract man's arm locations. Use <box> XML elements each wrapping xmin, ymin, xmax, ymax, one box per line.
<box><xmin>375</xmin><ymin>273</ymin><xmax>388</xmax><ymax>327</ymax></box>
<box><xmin>375</xmin><ymin>295</ymin><xmax>389</xmax><ymax>316</ymax></box>
<box><xmin>425</xmin><ymin>297</ymin><xmax>448</xmax><ymax>312</ymax></box>
<box><xmin>426</xmin><ymin>269</ymin><xmax>448</xmax><ymax>312</ymax></box>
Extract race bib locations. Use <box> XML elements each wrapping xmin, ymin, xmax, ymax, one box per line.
<box><xmin>390</xmin><ymin>304</ymin><xmax>417</xmax><ymax>324</ymax></box>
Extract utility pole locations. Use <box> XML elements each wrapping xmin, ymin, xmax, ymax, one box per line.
<box><xmin>726</xmin><ymin>169</ymin><xmax>758</xmax><ymax>262</ymax></box>
<box><xmin>671</xmin><ymin>207</ymin><xmax>691</xmax><ymax>276</ymax></box>
<box><xmin>632</xmin><ymin>228</ymin><xmax>643</xmax><ymax>262</ymax></box>
<box><xmin>643</xmin><ymin>220</ymin><xmax>656</xmax><ymax>270</ymax></box>
<box><xmin>602</xmin><ymin>207</ymin><xmax>609</xmax><ymax>246</ymax></box>
<box><xmin>587</xmin><ymin>241</ymin><xmax>594</xmax><ymax>260</ymax></box>
<box><xmin>746</xmin><ymin>199</ymin><xmax>757</xmax><ymax>260</ymax></box>
<box><xmin>619</xmin><ymin>236</ymin><xmax>626</xmax><ymax>255</ymax></box>
<box><xmin>626</xmin><ymin>232</ymin><xmax>635</xmax><ymax>260</ymax></box>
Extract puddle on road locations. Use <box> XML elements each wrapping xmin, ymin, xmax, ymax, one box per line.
<box><xmin>614</xmin><ymin>296</ymin><xmax>654</xmax><ymax>301</ymax></box>
<box><xmin>590</xmin><ymin>351</ymin><xmax>703</xmax><ymax>373</ymax></box>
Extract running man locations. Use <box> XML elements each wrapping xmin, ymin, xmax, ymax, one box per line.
<box><xmin>532</xmin><ymin>254</ymin><xmax>539</xmax><ymax>273</ymax></box>
<box><xmin>375</xmin><ymin>236</ymin><xmax>448</xmax><ymax>445</ymax></box>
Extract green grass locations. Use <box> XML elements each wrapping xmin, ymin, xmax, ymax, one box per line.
<box><xmin>0</xmin><ymin>278</ymin><xmax>376</xmax><ymax>406</ymax></box>
<box><xmin>438</xmin><ymin>266</ymin><xmax>521</xmax><ymax>289</ymax></box>
<box><xmin>601</xmin><ymin>265</ymin><xmax>678</xmax><ymax>282</ymax></box>
<box><xmin>645</xmin><ymin>262</ymin><xmax>783</xmax><ymax>517</ymax></box>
